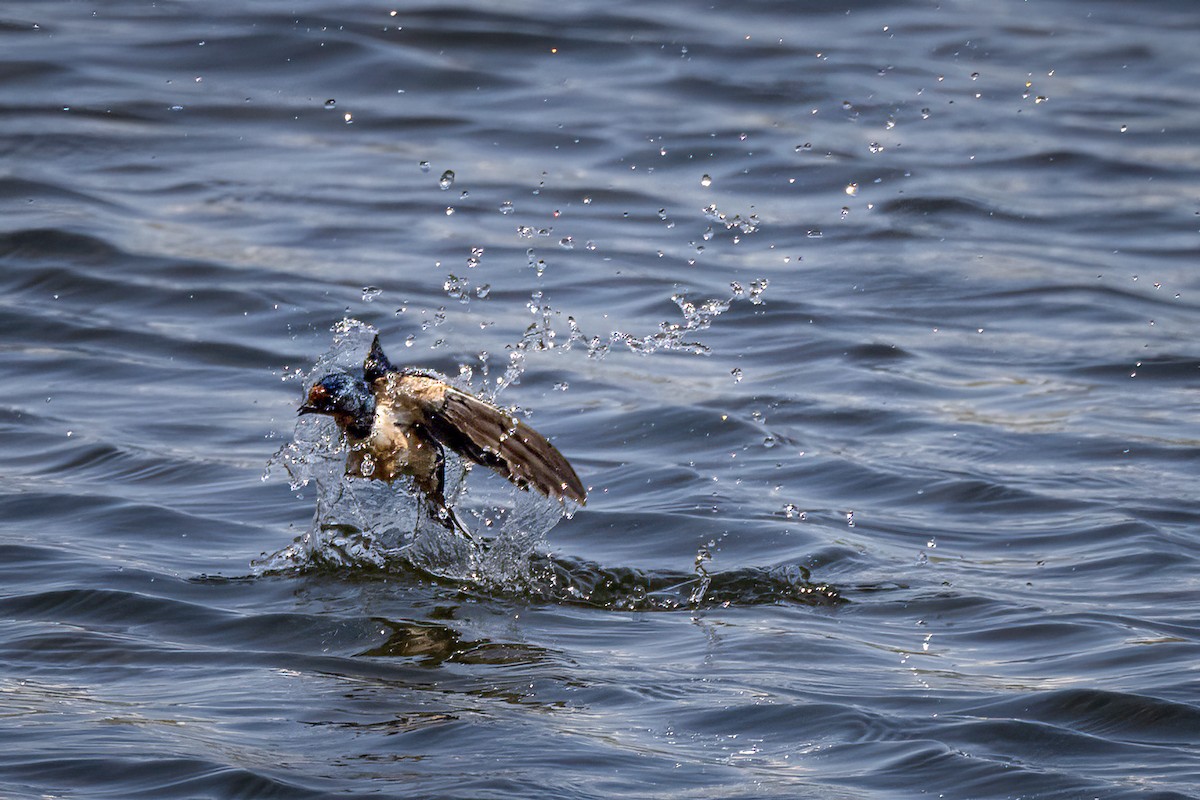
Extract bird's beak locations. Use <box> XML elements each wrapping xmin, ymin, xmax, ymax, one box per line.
<box><xmin>297</xmin><ymin>404</ymin><xmax>318</xmax><ymax>416</ymax></box>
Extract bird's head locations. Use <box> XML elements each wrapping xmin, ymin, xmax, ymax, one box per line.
<box><xmin>298</xmin><ymin>373</ymin><xmax>376</xmax><ymax>439</ymax></box>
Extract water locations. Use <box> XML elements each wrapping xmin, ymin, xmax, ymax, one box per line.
<box><xmin>1</xmin><ymin>0</ymin><xmax>1198</xmax><ymax>797</ymax></box>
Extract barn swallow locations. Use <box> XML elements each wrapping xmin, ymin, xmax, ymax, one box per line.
<box><xmin>298</xmin><ymin>335</ymin><xmax>586</xmax><ymax>533</ymax></box>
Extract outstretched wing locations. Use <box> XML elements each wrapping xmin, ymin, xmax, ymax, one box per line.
<box><xmin>390</xmin><ymin>373</ymin><xmax>586</xmax><ymax>505</ymax></box>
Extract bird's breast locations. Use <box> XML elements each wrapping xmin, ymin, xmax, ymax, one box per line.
<box><xmin>343</xmin><ymin>399</ymin><xmax>439</xmax><ymax>482</ymax></box>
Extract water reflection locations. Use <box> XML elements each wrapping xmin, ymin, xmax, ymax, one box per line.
<box><xmin>358</xmin><ymin>616</ymin><xmax>553</xmax><ymax>666</ymax></box>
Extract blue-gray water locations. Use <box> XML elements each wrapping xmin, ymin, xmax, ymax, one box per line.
<box><xmin>2</xmin><ymin>1</ymin><xmax>1198</xmax><ymax>797</ymax></box>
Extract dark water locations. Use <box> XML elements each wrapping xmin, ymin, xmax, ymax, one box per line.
<box><xmin>2</xmin><ymin>0</ymin><xmax>1198</xmax><ymax>797</ymax></box>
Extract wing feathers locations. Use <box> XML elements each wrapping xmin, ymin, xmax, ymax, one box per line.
<box><xmin>397</xmin><ymin>376</ymin><xmax>586</xmax><ymax>504</ymax></box>
<box><xmin>438</xmin><ymin>389</ymin><xmax>586</xmax><ymax>504</ymax></box>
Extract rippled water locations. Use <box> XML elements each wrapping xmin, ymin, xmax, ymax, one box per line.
<box><xmin>2</xmin><ymin>0</ymin><xmax>1198</xmax><ymax>797</ymax></box>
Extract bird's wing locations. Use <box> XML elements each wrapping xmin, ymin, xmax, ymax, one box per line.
<box><xmin>389</xmin><ymin>374</ymin><xmax>586</xmax><ymax>504</ymax></box>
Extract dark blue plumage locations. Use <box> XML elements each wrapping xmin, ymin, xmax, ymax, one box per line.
<box><xmin>299</xmin><ymin>372</ymin><xmax>375</xmax><ymax>439</ymax></box>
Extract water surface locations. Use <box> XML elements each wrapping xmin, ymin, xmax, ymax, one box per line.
<box><xmin>1</xmin><ymin>0</ymin><xmax>1198</xmax><ymax>797</ymax></box>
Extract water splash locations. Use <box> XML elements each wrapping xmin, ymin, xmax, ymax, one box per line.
<box><xmin>690</xmin><ymin>544</ymin><xmax>713</xmax><ymax>605</ymax></box>
<box><xmin>259</xmin><ymin>285</ymin><xmax>840</xmax><ymax>609</ymax></box>
<box><xmin>605</xmin><ymin>292</ymin><xmax>735</xmax><ymax>356</ymax></box>
<box><xmin>260</xmin><ymin>319</ymin><xmax>571</xmax><ymax>582</ymax></box>
<box><xmin>477</xmin><ymin>281</ymin><xmax>768</xmax><ymax>404</ymax></box>
<box><xmin>515</xmin><ymin>554</ymin><xmax>843</xmax><ymax>610</ymax></box>
<box><xmin>702</xmin><ymin>203</ymin><xmax>761</xmax><ymax>236</ymax></box>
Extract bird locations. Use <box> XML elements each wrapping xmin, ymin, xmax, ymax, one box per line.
<box><xmin>298</xmin><ymin>334</ymin><xmax>586</xmax><ymax>533</ymax></box>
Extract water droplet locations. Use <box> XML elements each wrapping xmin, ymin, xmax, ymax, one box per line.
<box><xmin>444</xmin><ymin>206</ymin><xmax>455</xmax><ymax>215</ymax></box>
<box><xmin>869</xmin><ymin>142</ymin><xmax>884</xmax><ymax>154</ymax></box>
<box><xmin>419</xmin><ymin>161</ymin><xmax>431</xmax><ymax>173</ymax></box>
<box><xmin>559</xmin><ymin>236</ymin><xmax>574</xmax><ymax>249</ymax></box>
<box><xmin>499</xmin><ymin>200</ymin><xmax>515</xmax><ymax>215</ymax></box>
<box><xmin>748</xmin><ymin>278</ymin><xmax>768</xmax><ymax>304</ymax></box>
<box><xmin>970</xmin><ymin>72</ymin><xmax>980</xmax><ymax>80</ymax></box>
<box><xmin>404</xmin><ymin>335</ymin><xmax>415</xmax><ymax>347</ymax></box>
<box><xmin>1034</xmin><ymin>95</ymin><xmax>1047</xmax><ymax>104</ymax></box>
<box><xmin>462</xmin><ymin>248</ymin><xmax>482</xmax><ymax>270</ymax></box>
<box><xmin>1119</xmin><ymin>124</ymin><xmax>1128</xmax><ymax>133</ymax></box>
<box><xmin>845</xmin><ymin>183</ymin><xmax>859</xmax><ymax>196</ymax></box>
<box><xmin>444</xmin><ymin>274</ymin><xmax>472</xmax><ymax>304</ymax></box>
<box><xmin>361</xmin><ymin>286</ymin><xmax>382</xmax><ymax>302</ymax></box>
<box><xmin>731</xmin><ymin>367</ymin><xmax>743</xmax><ymax>383</ymax></box>
<box><xmin>324</xmin><ymin>98</ymin><xmax>337</xmax><ymax>109</ymax></box>
<box><xmin>438</xmin><ymin>170</ymin><xmax>455</xmax><ymax>190</ymax></box>
<box><xmin>700</xmin><ymin>174</ymin><xmax>712</xmax><ymax>187</ymax></box>
<box><xmin>343</xmin><ymin>112</ymin><xmax>353</xmax><ymax>123</ymax></box>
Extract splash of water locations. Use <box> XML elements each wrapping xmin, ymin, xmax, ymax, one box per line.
<box><xmin>488</xmin><ymin>281</ymin><xmax>765</xmax><ymax>400</ymax></box>
<box><xmin>260</xmin><ymin>319</ymin><xmax>571</xmax><ymax>582</ymax></box>
<box><xmin>257</xmin><ymin>280</ymin><xmax>841</xmax><ymax>609</ymax></box>
<box><xmin>513</xmin><ymin>554</ymin><xmax>844</xmax><ymax>610</ymax></box>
